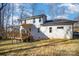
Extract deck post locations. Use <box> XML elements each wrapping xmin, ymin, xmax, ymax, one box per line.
<box><xmin>20</xmin><ymin>26</ymin><xmax>23</xmax><ymax>42</ymax></box>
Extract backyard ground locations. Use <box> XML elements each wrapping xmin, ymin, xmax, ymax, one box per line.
<box><xmin>0</xmin><ymin>39</ymin><xmax>79</xmax><ymax>56</ymax></box>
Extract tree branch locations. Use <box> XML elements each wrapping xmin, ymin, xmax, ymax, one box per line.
<box><xmin>0</xmin><ymin>3</ymin><xmax>7</xmax><ymax>11</ymax></box>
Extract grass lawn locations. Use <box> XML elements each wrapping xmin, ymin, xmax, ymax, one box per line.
<box><xmin>0</xmin><ymin>39</ymin><xmax>79</xmax><ymax>56</ymax></box>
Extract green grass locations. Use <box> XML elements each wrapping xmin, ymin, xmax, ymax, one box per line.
<box><xmin>0</xmin><ymin>39</ymin><xmax>79</xmax><ymax>56</ymax></box>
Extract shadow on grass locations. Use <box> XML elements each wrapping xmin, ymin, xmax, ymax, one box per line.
<box><xmin>0</xmin><ymin>39</ymin><xmax>69</xmax><ymax>55</ymax></box>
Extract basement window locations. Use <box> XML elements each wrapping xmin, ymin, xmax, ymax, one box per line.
<box><xmin>39</xmin><ymin>18</ymin><xmax>41</xmax><ymax>22</ymax></box>
<box><xmin>24</xmin><ymin>20</ymin><xmax>26</xmax><ymax>24</ymax></box>
<box><xmin>49</xmin><ymin>27</ymin><xmax>52</xmax><ymax>33</ymax></box>
<box><xmin>57</xmin><ymin>27</ymin><xmax>64</xmax><ymax>29</ymax></box>
<box><xmin>37</xmin><ymin>28</ymin><xmax>40</xmax><ymax>33</ymax></box>
<box><xmin>29</xmin><ymin>28</ymin><xmax>31</xmax><ymax>31</ymax></box>
<box><xmin>33</xmin><ymin>18</ymin><xmax>35</xmax><ymax>23</ymax></box>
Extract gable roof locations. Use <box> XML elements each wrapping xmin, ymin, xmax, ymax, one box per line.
<box><xmin>42</xmin><ymin>19</ymin><xmax>77</xmax><ymax>26</ymax></box>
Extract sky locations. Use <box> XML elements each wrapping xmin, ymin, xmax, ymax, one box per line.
<box><xmin>9</xmin><ymin>3</ymin><xmax>79</xmax><ymax>25</ymax></box>
<box><xmin>33</xmin><ymin>3</ymin><xmax>79</xmax><ymax>20</ymax></box>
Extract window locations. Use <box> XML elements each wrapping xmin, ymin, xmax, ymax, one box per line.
<box><xmin>33</xmin><ymin>18</ymin><xmax>35</xmax><ymax>23</ymax></box>
<box><xmin>24</xmin><ymin>20</ymin><xmax>26</xmax><ymax>24</ymax></box>
<box><xmin>29</xmin><ymin>28</ymin><xmax>31</xmax><ymax>31</ymax></box>
<box><xmin>49</xmin><ymin>27</ymin><xmax>52</xmax><ymax>33</ymax></box>
<box><xmin>37</xmin><ymin>28</ymin><xmax>40</xmax><ymax>33</ymax></box>
<box><xmin>57</xmin><ymin>27</ymin><xmax>63</xmax><ymax>29</ymax></box>
<box><xmin>39</xmin><ymin>18</ymin><xmax>41</xmax><ymax>22</ymax></box>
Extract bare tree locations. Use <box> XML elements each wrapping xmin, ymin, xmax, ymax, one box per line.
<box><xmin>74</xmin><ymin>16</ymin><xmax>79</xmax><ymax>31</ymax></box>
<box><xmin>60</xmin><ymin>6</ymin><xmax>65</xmax><ymax>16</ymax></box>
<box><xmin>0</xmin><ymin>3</ymin><xmax>7</xmax><ymax>38</ymax></box>
<box><xmin>0</xmin><ymin>3</ymin><xmax>7</xmax><ymax>27</ymax></box>
<box><xmin>18</xmin><ymin>3</ymin><xmax>33</xmax><ymax>24</ymax></box>
<box><xmin>31</xmin><ymin>3</ymin><xmax>36</xmax><ymax>16</ymax></box>
<box><xmin>4</xmin><ymin>4</ymin><xmax>11</xmax><ymax>38</ymax></box>
<box><xmin>49</xmin><ymin>3</ymin><xmax>57</xmax><ymax>19</ymax></box>
<box><xmin>39</xmin><ymin>10</ymin><xmax>45</xmax><ymax>15</ymax></box>
<box><xmin>11</xmin><ymin>4</ymin><xmax>15</xmax><ymax>40</ymax></box>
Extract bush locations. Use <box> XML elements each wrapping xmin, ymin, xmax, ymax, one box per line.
<box><xmin>0</xmin><ymin>36</ymin><xmax>2</xmax><ymax>40</ymax></box>
<box><xmin>23</xmin><ymin>36</ymin><xmax>34</xmax><ymax>42</ymax></box>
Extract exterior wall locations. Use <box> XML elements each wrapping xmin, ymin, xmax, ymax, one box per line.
<box><xmin>25</xmin><ymin>19</ymin><xmax>33</xmax><ymax>24</ymax></box>
<box><xmin>29</xmin><ymin>25</ymin><xmax>48</xmax><ymax>39</ymax></box>
<box><xmin>20</xmin><ymin>16</ymin><xmax>73</xmax><ymax>40</ymax></box>
<box><xmin>22</xmin><ymin>17</ymin><xmax>46</xmax><ymax>25</ymax></box>
<box><xmin>20</xmin><ymin>16</ymin><xmax>46</xmax><ymax>39</ymax></box>
<box><xmin>30</xmin><ymin>25</ymin><xmax>73</xmax><ymax>39</ymax></box>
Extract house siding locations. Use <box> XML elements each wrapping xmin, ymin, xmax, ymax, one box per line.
<box><xmin>30</xmin><ymin>25</ymin><xmax>73</xmax><ymax>39</ymax></box>
<box><xmin>20</xmin><ymin>15</ymin><xmax>75</xmax><ymax>40</ymax></box>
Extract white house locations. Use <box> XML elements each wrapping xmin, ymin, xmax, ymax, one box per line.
<box><xmin>20</xmin><ymin>14</ymin><xmax>77</xmax><ymax>40</ymax></box>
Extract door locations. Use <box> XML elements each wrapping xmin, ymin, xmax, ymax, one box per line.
<box><xmin>56</xmin><ymin>26</ymin><xmax>65</xmax><ymax>39</ymax></box>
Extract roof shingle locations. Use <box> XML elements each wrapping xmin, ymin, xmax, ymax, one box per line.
<box><xmin>42</xmin><ymin>19</ymin><xmax>77</xmax><ymax>26</ymax></box>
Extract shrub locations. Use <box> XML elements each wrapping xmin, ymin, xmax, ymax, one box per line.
<box><xmin>0</xmin><ymin>36</ymin><xmax>2</xmax><ymax>40</ymax></box>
